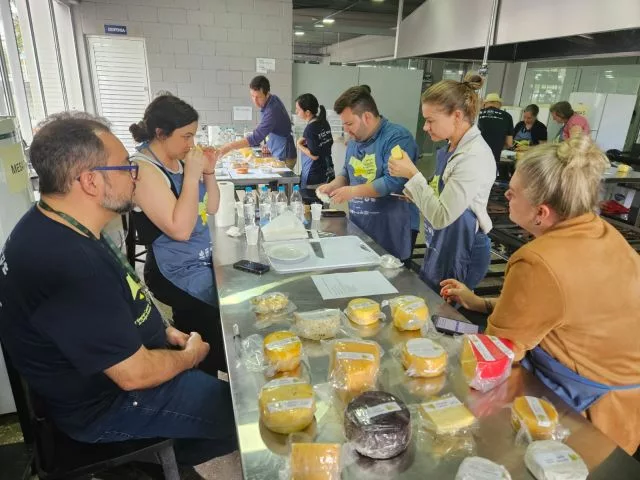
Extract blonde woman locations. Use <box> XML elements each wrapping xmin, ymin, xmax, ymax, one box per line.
<box><xmin>389</xmin><ymin>74</ymin><xmax>496</xmax><ymax>291</ymax></box>
<box><xmin>441</xmin><ymin>137</ymin><xmax>640</xmax><ymax>454</ymax></box>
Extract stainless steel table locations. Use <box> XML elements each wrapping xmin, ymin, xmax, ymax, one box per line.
<box><xmin>210</xmin><ymin>217</ymin><xmax>640</xmax><ymax>480</ymax></box>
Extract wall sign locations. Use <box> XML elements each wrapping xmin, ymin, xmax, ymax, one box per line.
<box><xmin>104</xmin><ymin>24</ymin><xmax>127</xmax><ymax>35</ymax></box>
<box><xmin>256</xmin><ymin>58</ymin><xmax>276</xmax><ymax>74</ymax></box>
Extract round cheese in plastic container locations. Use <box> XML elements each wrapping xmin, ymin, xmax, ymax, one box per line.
<box><xmin>259</xmin><ymin>377</ymin><xmax>315</xmax><ymax>434</ymax></box>
<box><xmin>524</xmin><ymin>440</ymin><xmax>588</xmax><ymax>480</ymax></box>
<box><xmin>329</xmin><ymin>339</ymin><xmax>381</xmax><ymax>397</ymax></box>
<box><xmin>455</xmin><ymin>456</ymin><xmax>512</xmax><ymax>480</ymax></box>
<box><xmin>344</xmin><ymin>391</ymin><xmax>412</xmax><ymax>459</ymax></box>
<box><xmin>388</xmin><ymin>295</ymin><xmax>429</xmax><ymax>331</ymax></box>
<box><xmin>511</xmin><ymin>396</ymin><xmax>559</xmax><ymax>440</ymax></box>
<box><xmin>345</xmin><ymin>298</ymin><xmax>383</xmax><ymax>326</ymax></box>
<box><xmin>263</xmin><ymin>331</ymin><xmax>302</xmax><ymax>373</ymax></box>
<box><xmin>460</xmin><ymin>334</ymin><xmax>515</xmax><ymax>392</ymax></box>
<box><xmin>401</xmin><ymin>338</ymin><xmax>447</xmax><ymax>377</ymax></box>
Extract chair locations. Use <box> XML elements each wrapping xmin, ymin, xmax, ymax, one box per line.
<box><xmin>1</xmin><ymin>344</ymin><xmax>180</xmax><ymax>480</ymax></box>
<box><xmin>123</xmin><ymin>213</ymin><xmax>148</xmax><ymax>267</ymax></box>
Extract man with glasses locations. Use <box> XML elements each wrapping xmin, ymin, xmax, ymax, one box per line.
<box><xmin>0</xmin><ymin>114</ymin><xmax>237</xmax><ymax>472</ymax></box>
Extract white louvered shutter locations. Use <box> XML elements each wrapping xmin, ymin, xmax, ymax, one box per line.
<box><xmin>87</xmin><ymin>36</ymin><xmax>150</xmax><ymax>153</ymax></box>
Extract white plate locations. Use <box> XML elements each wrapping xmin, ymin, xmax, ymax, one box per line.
<box><xmin>266</xmin><ymin>244</ymin><xmax>309</xmax><ymax>263</ymax></box>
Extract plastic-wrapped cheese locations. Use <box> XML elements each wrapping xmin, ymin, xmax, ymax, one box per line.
<box><xmin>419</xmin><ymin>394</ymin><xmax>476</xmax><ymax>435</ymax></box>
<box><xmin>344</xmin><ymin>391</ymin><xmax>411</xmax><ymax>459</ymax></box>
<box><xmin>264</xmin><ymin>331</ymin><xmax>302</xmax><ymax>372</ymax></box>
<box><xmin>259</xmin><ymin>378</ymin><xmax>315</xmax><ymax>434</ymax></box>
<box><xmin>524</xmin><ymin>441</ymin><xmax>588</xmax><ymax>480</ymax></box>
<box><xmin>345</xmin><ymin>298</ymin><xmax>382</xmax><ymax>326</ymax></box>
<box><xmin>329</xmin><ymin>339</ymin><xmax>381</xmax><ymax>396</ymax></box>
<box><xmin>401</xmin><ymin>338</ymin><xmax>447</xmax><ymax>377</ymax></box>
<box><xmin>461</xmin><ymin>334</ymin><xmax>515</xmax><ymax>392</ymax></box>
<box><xmin>404</xmin><ymin>375</ymin><xmax>446</xmax><ymax>398</ymax></box>
<box><xmin>293</xmin><ymin>309</ymin><xmax>341</xmax><ymax>340</ymax></box>
<box><xmin>251</xmin><ymin>292</ymin><xmax>291</xmax><ymax>314</ymax></box>
<box><xmin>389</xmin><ymin>295</ymin><xmax>429</xmax><ymax>331</ymax></box>
<box><xmin>455</xmin><ymin>457</ymin><xmax>512</xmax><ymax>480</ymax></box>
<box><xmin>290</xmin><ymin>443</ymin><xmax>341</xmax><ymax>480</ymax></box>
<box><xmin>511</xmin><ymin>396</ymin><xmax>559</xmax><ymax>440</ymax></box>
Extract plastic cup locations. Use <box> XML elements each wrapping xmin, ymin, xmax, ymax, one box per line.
<box><xmin>245</xmin><ymin>225</ymin><xmax>259</xmax><ymax>245</ymax></box>
<box><xmin>311</xmin><ymin>203</ymin><xmax>322</xmax><ymax>221</ymax></box>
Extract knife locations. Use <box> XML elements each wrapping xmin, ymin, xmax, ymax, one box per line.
<box><xmin>307</xmin><ymin>230</ymin><xmax>325</xmax><ymax>258</ymax></box>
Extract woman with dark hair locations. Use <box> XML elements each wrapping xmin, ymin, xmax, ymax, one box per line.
<box><xmin>513</xmin><ymin>104</ymin><xmax>548</xmax><ymax>149</ymax></box>
<box><xmin>129</xmin><ymin>95</ymin><xmax>226</xmax><ymax>377</ymax></box>
<box><xmin>294</xmin><ymin>93</ymin><xmax>335</xmax><ymax>191</ymax></box>
<box><xmin>550</xmin><ymin>100</ymin><xmax>590</xmax><ymax>140</ymax></box>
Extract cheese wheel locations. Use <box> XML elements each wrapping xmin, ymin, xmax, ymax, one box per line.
<box><xmin>264</xmin><ymin>331</ymin><xmax>302</xmax><ymax>372</ymax></box>
<box><xmin>345</xmin><ymin>298</ymin><xmax>381</xmax><ymax>326</ymax></box>
<box><xmin>419</xmin><ymin>394</ymin><xmax>476</xmax><ymax>435</ymax></box>
<box><xmin>460</xmin><ymin>334</ymin><xmax>514</xmax><ymax>392</ymax></box>
<box><xmin>401</xmin><ymin>338</ymin><xmax>447</xmax><ymax>377</ymax></box>
<box><xmin>259</xmin><ymin>378</ymin><xmax>315</xmax><ymax>434</ymax></box>
<box><xmin>511</xmin><ymin>396</ymin><xmax>559</xmax><ymax>440</ymax></box>
<box><xmin>390</xmin><ymin>295</ymin><xmax>429</xmax><ymax>331</ymax></box>
<box><xmin>329</xmin><ymin>339</ymin><xmax>381</xmax><ymax>396</ymax></box>
<box><xmin>290</xmin><ymin>443</ymin><xmax>341</xmax><ymax>480</ymax></box>
<box><xmin>524</xmin><ymin>440</ymin><xmax>588</xmax><ymax>480</ymax></box>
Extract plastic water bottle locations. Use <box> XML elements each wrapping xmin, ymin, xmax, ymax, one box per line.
<box><xmin>290</xmin><ymin>185</ymin><xmax>304</xmax><ymax>222</ymax></box>
<box><xmin>243</xmin><ymin>187</ymin><xmax>256</xmax><ymax>225</ymax></box>
<box><xmin>275</xmin><ymin>186</ymin><xmax>288</xmax><ymax>216</ymax></box>
<box><xmin>259</xmin><ymin>185</ymin><xmax>272</xmax><ymax>226</ymax></box>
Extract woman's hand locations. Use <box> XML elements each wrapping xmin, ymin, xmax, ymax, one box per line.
<box><xmin>183</xmin><ymin>146</ymin><xmax>205</xmax><ymax>181</ymax></box>
<box><xmin>440</xmin><ymin>279</ymin><xmax>484</xmax><ymax>312</ymax></box>
<box><xmin>296</xmin><ymin>137</ymin><xmax>306</xmax><ymax>148</ymax></box>
<box><xmin>202</xmin><ymin>146</ymin><xmax>218</xmax><ymax>172</ymax></box>
<box><xmin>388</xmin><ymin>150</ymin><xmax>419</xmax><ymax>179</ymax></box>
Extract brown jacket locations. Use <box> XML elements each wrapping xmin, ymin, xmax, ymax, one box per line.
<box><xmin>487</xmin><ymin>213</ymin><xmax>640</xmax><ymax>454</ymax></box>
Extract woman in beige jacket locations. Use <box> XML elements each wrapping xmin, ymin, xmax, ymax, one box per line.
<box><xmin>442</xmin><ymin>136</ymin><xmax>640</xmax><ymax>455</ymax></box>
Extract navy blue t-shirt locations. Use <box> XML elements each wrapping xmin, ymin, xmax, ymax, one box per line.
<box><xmin>0</xmin><ymin>207</ymin><xmax>166</xmax><ymax>435</ymax></box>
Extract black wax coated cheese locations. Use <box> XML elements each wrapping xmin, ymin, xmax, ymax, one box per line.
<box><xmin>344</xmin><ymin>391</ymin><xmax>412</xmax><ymax>459</ymax></box>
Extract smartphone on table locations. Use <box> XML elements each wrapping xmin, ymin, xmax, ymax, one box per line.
<box><xmin>233</xmin><ymin>260</ymin><xmax>270</xmax><ymax>275</ymax></box>
<box><xmin>432</xmin><ymin>315</ymin><xmax>479</xmax><ymax>335</ymax></box>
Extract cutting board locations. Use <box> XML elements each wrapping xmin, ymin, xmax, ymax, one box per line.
<box><xmin>263</xmin><ymin>235</ymin><xmax>381</xmax><ymax>273</ymax></box>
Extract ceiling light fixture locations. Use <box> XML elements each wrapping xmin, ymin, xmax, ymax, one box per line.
<box><xmin>314</xmin><ymin>24</ymin><xmax>325</xmax><ymax>28</ymax></box>
<box><xmin>322</xmin><ymin>18</ymin><xmax>335</xmax><ymax>24</ymax></box>
<box><xmin>294</xmin><ymin>31</ymin><xmax>305</xmax><ymax>36</ymax></box>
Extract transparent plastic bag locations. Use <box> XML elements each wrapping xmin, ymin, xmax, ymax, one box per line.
<box><xmin>396</xmin><ymin>338</ymin><xmax>448</xmax><ymax>378</ymax></box>
<box><xmin>417</xmin><ymin>393</ymin><xmax>478</xmax><ymax>436</ymax></box>
<box><xmin>511</xmin><ymin>396</ymin><xmax>571</xmax><ymax>445</ymax></box>
<box><xmin>263</xmin><ymin>331</ymin><xmax>303</xmax><ymax>375</ymax></box>
<box><xmin>344</xmin><ymin>298</ymin><xmax>386</xmax><ymax>327</ymax></box>
<box><xmin>379</xmin><ymin>254</ymin><xmax>403</xmax><ymax>269</ymax></box>
<box><xmin>240</xmin><ymin>333</ymin><xmax>268</xmax><ymax>372</ymax></box>
<box><xmin>460</xmin><ymin>334</ymin><xmax>515</xmax><ymax>392</ymax></box>
<box><xmin>326</xmin><ymin>338</ymin><xmax>383</xmax><ymax>401</ymax></box>
<box><xmin>524</xmin><ymin>440</ymin><xmax>588</xmax><ymax>480</ymax></box>
<box><xmin>291</xmin><ymin>308</ymin><xmax>343</xmax><ymax>341</ymax></box>
<box><xmin>382</xmin><ymin>295</ymin><xmax>429</xmax><ymax>331</ymax></box>
<box><xmin>259</xmin><ymin>377</ymin><xmax>316</xmax><ymax>435</ymax></box>
<box><xmin>251</xmin><ymin>292</ymin><xmax>297</xmax><ymax>316</ymax></box>
<box><xmin>281</xmin><ymin>442</ymin><xmax>343</xmax><ymax>480</ymax></box>
<box><xmin>455</xmin><ymin>456</ymin><xmax>512</xmax><ymax>480</ymax></box>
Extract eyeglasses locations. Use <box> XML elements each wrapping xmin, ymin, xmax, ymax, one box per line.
<box><xmin>91</xmin><ymin>163</ymin><xmax>139</xmax><ymax>180</ymax></box>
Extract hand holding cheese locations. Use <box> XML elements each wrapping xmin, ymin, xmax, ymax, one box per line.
<box><xmin>511</xmin><ymin>396</ymin><xmax>559</xmax><ymax>441</ymax></box>
<box><xmin>259</xmin><ymin>378</ymin><xmax>315</xmax><ymax>434</ymax></box>
<box><xmin>461</xmin><ymin>334</ymin><xmax>515</xmax><ymax>392</ymax></box>
<box><xmin>264</xmin><ymin>331</ymin><xmax>302</xmax><ymax>373</ymax></box>
<box><xmin>387</xmin><ymin>295</ymin><xmax>429</xmax><ymax>331</ymax></box>
<box><xmin>290</xmin><ymin>442</ymin><xmax>342</xmax><ymax>480</ymax></box>
<box><xmin>401</xmin><ymin>338</ymin><xmax>447</xmax><ymax>377</ymax></box>
<box><xmin>388</xmin><ymin>144</ymin><xmax>418</xmax><ymax>179</ymax></box>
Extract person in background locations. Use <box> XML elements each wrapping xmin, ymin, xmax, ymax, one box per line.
<box><xmin>513</xmin><ymin>104</ymin><xmax>548</xmax><ymax>150</ymax></box>
<box><xmin>360</xmin><ymin>84</ymin><xmax>371</xmax><ymax>94</ymax></box>
<box><xmin>216</xmin><ymin>75</ymin><xmax>297</xmax><ymax>168</ymax></box>
<box><xmin>317</xmin><ymin>86</ymin><xmax>420</xmax><ymax>262</ymax></box>
<box><xmin>0</xmin><ymin>114</ymin><xmax>237</xmax><ymax>470</ymax></box>
<box><xmin>550</xmin><ymin>100</ymin><xmax>591</xmax><ymax>140</ymax></box>
<box><xmin>389</xmin><ymin>74</ymin><xmax>495</xmax><ymax>291</ymax></box>
<box><xmin>478</xmin><ymin>92</ymin><xmax>514</xmax><ymax>179</ymax></box>
<box><xmin>294</xmin><ymin>93</ymin><xmax>335</xmax><ymax>197</ymax></box>
<box><xmin>440</xmin><ymin>137</ymin><xmax>640</xmax><ymax>455</ymax></box>
<box><xmin>129</xmin><ymin>95</ymin><xmax>227</xmax><ymax>378</ymax></box>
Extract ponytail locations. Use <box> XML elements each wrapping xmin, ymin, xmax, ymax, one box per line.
<box><xmin>317</xmin><ymin>105</ymin><xmax>327</xmax><ymax>122</ymax></box>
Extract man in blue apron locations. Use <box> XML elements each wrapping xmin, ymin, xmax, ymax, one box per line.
<box><xmin>216</xmin><ymin>75</ymin><xmax>296</xmax><ymax>168</ymax></box>
<box><xmin>317</xmin><ymin>87</ymin><xmax>419</xmax><ymax>261</ymax></box>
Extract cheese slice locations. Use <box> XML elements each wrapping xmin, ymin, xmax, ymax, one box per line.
<box><xmin>259</xmin><ymin>378</ymin><xmax>315</xmax><ymax>434</ymax></box>
<box><xmin>391</xmin><ymin>145</ymin><xmax>404</xmax><ymax>160</ymax></box>
<box><xmin>345</xmin><ymin>298</ymin><xmax>381</xmax><ymax>326</ymax></box>
<box><xmin>389</xmin><ymin>295</ymin><xmax>429</xmax><ymax>331</ymax></box>
<box><xmin>511</xmin><ymin>396</ymin><xmax>559</xmax><ymax>440</ymax></box>
<box><xmin>264</xmin><ymin>331</ymin><xmax>302</xmax><ymax>372</ymax></box>
<box><xmin>461</xmin><ymin>334</ymin><xmax>514</xmax><ymax>392</ymax></box>
<box><xmin>290</xmin><ymin>443</ymin><xmax>341</xmax><ymax>480</ymax></box>
<box><xmin>419</xmin><ymin>394</ymin><xmax>476</xmax><ymax>434</ymax></box>
<box><xmin>401</xmin><ymin>338</ymin><xmax>447</xmax><ymax>377</ymax></box>
<box><xmin>329</xmin><ymin>339</ymin><xmax>381</xmax><ymax>396</ymax></box>
<box><xmin>524</xmin><ymin>440</ymin><xmax>588</xmax><ymax>480</ymax></box>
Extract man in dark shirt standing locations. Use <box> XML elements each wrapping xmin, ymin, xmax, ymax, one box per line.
<box><xmin>0</xmin><ymin>114</ymin><xmax>236</xmax><ymax>467</ymax></box>
<box><xmin>477</xmin><ymin>93</ymin><xmax>514</xmax><ymax>179</ymax></box>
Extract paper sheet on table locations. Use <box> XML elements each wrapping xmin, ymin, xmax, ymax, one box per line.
<box><xmin>271</xmin><ymin>168</ymin><xmax>292</xmax><ymax>173</ymax></box>
<box><xmin>311</xmin><ymin>271</ymin><xmax>398</xmax><ymax>300</ymax></box>
<box><xmin>228</xmin><ymin>170</ymin><xmax>281</xmax><ymax>180</ymax></box>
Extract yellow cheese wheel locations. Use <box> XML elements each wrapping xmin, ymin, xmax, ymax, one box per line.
<box><xmin>511</xmin><ymin>396</ymin><xmax>559</xmax><ymax>440</ymax></box>
<box><xmin>329</xmin><ymin>339</ymin><xmax>380</xmax><ymax>396</ymax></box>
<box><xmin>290</xmin><ymin>443</ymin><xmax>341</xmax><ymax>480</ymax></box>
<box><xmin>419</xmin><ymin>394</ymin><xmax>476</xmax><ymax>435</ymax></box>
<box><xmin>401</xmin><ymin>338</ymin><xmax>447</xmax><ymax>377</ymax></box>
<box><xmin>345</xmin><ymin>298</ymin><xmax>381</xmax><ymax>326</ymax></box>
<box><xmin>390</xmin><ymin>295</ymin><xmax>429</xmax><ymax>331</ymax></box>
<box><xmin>264</xmin><ymin>331</ymin><xmax>302</xmax><ymax>372</ymax></box>
<box><xmin>258</xmin><ymin>378</ymin><xmax>315</xmax><ymax>434</ymax></box>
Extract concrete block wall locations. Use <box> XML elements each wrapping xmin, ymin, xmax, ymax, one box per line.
<box><xmin>75</xmin><ymin>0</ymin><xmax>293</xmax><ymax>127</ymax></box>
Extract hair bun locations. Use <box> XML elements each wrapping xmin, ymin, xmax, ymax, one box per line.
<box><xmin>462</xmin><ymin>73</ymin><xmax>484</xmax><ymax>91</ymax></box>
<box><xmin>129</xmin><ymin>121</ymin><xmax>150</xmax><ymax>143</ymax></box>
<box><xmin>556</xmin><ymin>135</ymin><xmax>609</xmax><ymax>172</ymax></box>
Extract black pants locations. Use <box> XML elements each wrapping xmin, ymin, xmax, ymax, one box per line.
<box><xmin>144</xmin><ymin>250</ymin><xmax>228</xmax><ymax>377</ymax></box>
<box><xmin>403</xmin><ymin>229</ymin><xmax>420</xmax><ymax>268</ymax></box>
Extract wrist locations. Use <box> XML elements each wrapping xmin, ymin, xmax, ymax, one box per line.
<box><xmin>203</xmin><ymin>170</ymin><xmax>215</xmax><ymax>175</ymax></box>
<box><xmin>183</xmin><ymin>347</ymin><xmax>197</xmax><ymax>369</ymax></box>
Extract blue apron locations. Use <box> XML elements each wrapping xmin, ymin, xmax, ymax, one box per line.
<box><xmin>420</xmin><ymin>147</ymin><xmax>491</xmax><ymax>291</ymax></box>
<box><xmin>266</xmin><ymin>131</ymin><xmax>296</xmax><ymax>161</ymax></box>
<box><xmin>521</xmin><ymin>346</ymin><xmax>640</xmax><ymax>413</ymax></box>
<box><xmin>514</xmin><ymin>126</ymin><xmax>532</xmax><ymax>146</ymax></box>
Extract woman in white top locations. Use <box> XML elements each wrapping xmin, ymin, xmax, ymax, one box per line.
<box><xmin>389</xmin><ymin>74</ymin><xmax>495</xmax><ymax>291</ymax></box>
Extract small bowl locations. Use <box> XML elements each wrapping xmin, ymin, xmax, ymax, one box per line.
<box><xmin>235</xmin><ymin>167</ymin><xmax>249</xmax><ymax>174</ymax></box>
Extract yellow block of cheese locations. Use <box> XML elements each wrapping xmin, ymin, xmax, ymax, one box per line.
<box><xmin>391</xmin><ymin>145</ymin><xmax>404</xmax><ymax>160</ymax></box>
<box><xmin>264</xmin><ymin>331</ymin><xmax>302</xmax><ymax>373</ymax></box>
<box><xmin>345</xmin><ymin>298</ymin><xmax>381</xmax><ymax>326</ymax></box>
<box><xmin>401</xmin><ymin>338</ymin><xmax>447</xmax><ymax>377</ymax></box>
<box><xmin>259</xmin><ymin>378</ymin><xmax>315</xmax><ymax>434</ymax></box>
<box><xmin>329</xmin><ymin>339</ymin><xmax>381</xmax><ymax>395</ymax></box>
<box><xmin>511</xmin><ymin>396</ymin><xmax>559</xmax><ymax>440</ymax></box>
<box><xmin>290</xmin><ymin>443</ymin><xmax>341</xmax><ymax>480</ymax></box>
<box><xmin>390</xmin><ymin>295</ymin><xmax>429</xmax><ymax>331</ymax></box>
<box><xmin>419</xmin><ymin>394</ymin><xmax>476</xmax><ymax>435</ymax></box>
